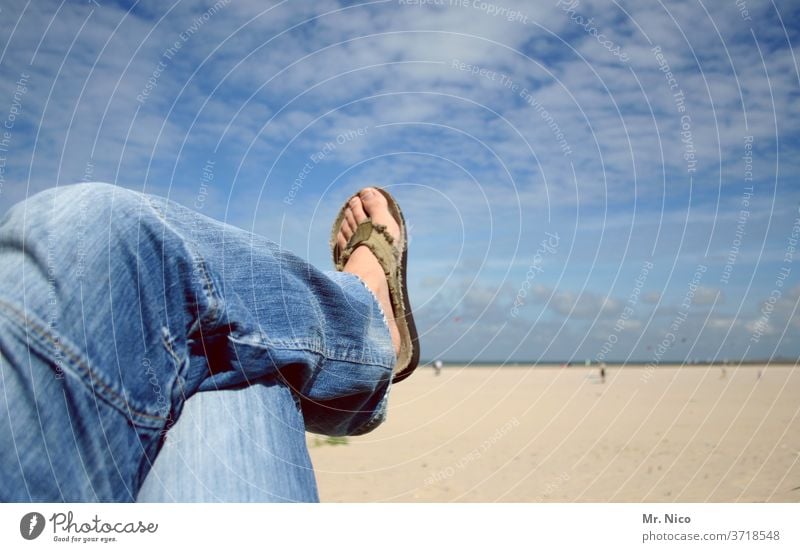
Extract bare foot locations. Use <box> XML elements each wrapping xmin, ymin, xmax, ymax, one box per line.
<box><xmin>336</xmin><ymin>188</ymin><xmax>401</xmax><ymax>356</ymax></box>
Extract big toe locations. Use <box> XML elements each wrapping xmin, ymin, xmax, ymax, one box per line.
<box><xmin>358</xmin><ymin>187</ymin><xmax>386</xmax><ymax>211</ymax></box>
<box><xmin>359</xmin><ymin>187</ymin><xmax>399</xmax><ymax>240</ymax></box>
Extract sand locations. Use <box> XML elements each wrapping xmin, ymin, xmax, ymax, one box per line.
<box><xmin>307</xmin><ymin>364</ymin><xmax>800</xmax><ymax>502</ymax></box>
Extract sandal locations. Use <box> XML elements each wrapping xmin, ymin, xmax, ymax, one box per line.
<box><xmin>330</xmin><ymin>188</ymin><xmax>420</xmax><ymax>383</ymax></box>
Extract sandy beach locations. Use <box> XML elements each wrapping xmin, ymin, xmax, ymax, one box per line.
<box><xmin>308</xmin><ymin>365</ymin><xmax>800</xmax><ymax>502</ymax></box>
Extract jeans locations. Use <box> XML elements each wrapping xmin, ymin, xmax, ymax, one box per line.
<box><xmin>0</xmin><ymin>182</ymin><xmax>394</xmax><ymax>502</ymax></box>
<box><xmin>137</xmin><ymin>383</ymin><xmax>319</xmax><ymax>502</ymax></box>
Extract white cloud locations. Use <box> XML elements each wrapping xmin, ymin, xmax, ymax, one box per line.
<box><xmin>692</xmin><ymin>285</ymin><xmax>721</xmax><ymax>305</ymax></box>
<box><xmin>1</xmin><ymin>0</ymin><xmax>798</xmax><ymax>362</ymax></box>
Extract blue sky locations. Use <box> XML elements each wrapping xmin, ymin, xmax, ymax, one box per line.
<box><xmin>0</xmin><ymin>0</ymin><xmax>798</xmax><ymax>364</ymax></box>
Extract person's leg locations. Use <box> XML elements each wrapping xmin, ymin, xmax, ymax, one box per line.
<box><xmin>137</xmin><ymin>381</ymin><xmax>318</xmax><ymax>502</ymax></box>
<box><xmin>137</xmin><ymin>188</ymin><xmax>406</xmax><ymax>502</ymax></box>
<box><xmin>0</xmin><ymin>183</ymin><xmax>190</xmax><ymax>500</ymax></box>
<box><xmin>0</xmin><ymin>182</ymin><xmax>395</xmax><ymax>501</ymax></box>
<box><xmin>143</xmin><ymin>186</ymin><xmax>397</xmax><ymax>438</ymax></box>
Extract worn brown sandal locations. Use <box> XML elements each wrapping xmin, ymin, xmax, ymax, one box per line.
<box><xmin>330</xmin><ymin>188</ymin><xmax>420</xmax><ymax>383</ymax></box>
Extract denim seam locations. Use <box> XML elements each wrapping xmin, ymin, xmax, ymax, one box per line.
<box><xmin>226</xmin><ymin>334</ymin><xmax>394</xmax><ymax>369</ymax></box>
<box><xmin>191</xmin><ymin>256</ymin><xmax>222</xmax><ymax>325</ymax></box>
<box><xmin>0</xmin><ymin>298</ymin><xmax>169</xmax><ymax>426</ymax></box>
<box><xmin>160</xmin><ymin>326</ymin><xmax>185</xmax><ymax>369</ymax></box>
<box><xmin>144</xmin><ymin>196</ymin><xmax>224</xmax><ymax>329</ymax></box>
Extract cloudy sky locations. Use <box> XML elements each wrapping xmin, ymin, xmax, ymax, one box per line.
<box><xmin>0</xmin><ymin>0</ymin><xmax>798</xmax><ymax>364</ymax></box>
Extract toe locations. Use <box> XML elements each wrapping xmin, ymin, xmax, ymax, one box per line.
<box><xmin>336</xmin><ymin>213</ymin><xmax>353</xmax><ymax>249</ymax></box>
<box><xmin>359</xmin><ymin>187</ymin><xmax>400</xmax><ymax>241</ymax></box>
<box><xmin>339</xmin><ymin>215</ymin><xmax>352</xmax><ymax>241</ymax></box>
<box><xmin>349</xmin><ymin>195</ymin><xmax>368</xmax><ymax>223</ymax></box>
<box><xmin>344</xmin><ymin>207</ymin><xmax>358</xmax><ymax>232</ymax></box>
<box><xmin>358</xmin><ymin>187</ymin><xmax>387</xmax><ymax>214</ymax></box>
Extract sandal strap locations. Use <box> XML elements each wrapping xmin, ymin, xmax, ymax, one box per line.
<box><xmin>336</xmin><ymin>220</ymin><xmax>398</xmax><ymax>275</ymax></box>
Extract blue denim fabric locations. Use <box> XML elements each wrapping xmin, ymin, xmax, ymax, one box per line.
<box><xmin>0</xmin><ymin>182</ymin><xmax>394</xmax><ymax>502</ymax></box>
<box><xmin>136</xmin><ymin>382</ymin><xmax>319</xmax><ymax>502</ymax></box>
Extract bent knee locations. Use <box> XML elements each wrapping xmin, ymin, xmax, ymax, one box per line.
<box><xmin>0</xmin><ymin>183</ymin><xmax>157</xmax><ymax>288</ymax></box>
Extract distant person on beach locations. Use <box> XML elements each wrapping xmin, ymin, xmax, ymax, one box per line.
<box><xmin>433</xmin><ymin>359</ymin><xmax>443</xmax><ymax>376</ymax></box>
<box><xmin>0</xmin><ymin>184</ymin><xmax>420</xmax><ymax>502</ymax></box>
<box><xmin>600</xmin><ymin>362</ymin><xmax>607</xmax><ymax>384</ymax></box>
